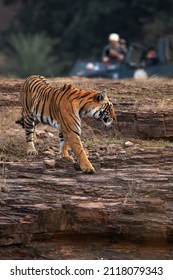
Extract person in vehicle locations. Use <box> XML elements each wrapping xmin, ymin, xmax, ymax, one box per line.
<box><xmin>119</xmin><ymin>38</ymin><xmax>128</xmax><ymax>57</ymax></box>
<box><xmin>144</xmin><ymin>47</ymin><xmax>159</xmax><ymax>66</ymax></box>
<box><xmin>102</xmin><ymin>33</ymin><xmax>126</xmax><ymax>63</ymax></box>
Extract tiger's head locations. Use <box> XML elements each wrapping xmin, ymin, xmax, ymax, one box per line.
<box><xmin>79</xmin><ymin>91</ymin><xmax>116</xmax><ymax>127</ymax></box>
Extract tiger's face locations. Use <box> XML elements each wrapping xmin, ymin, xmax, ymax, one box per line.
<box><xmin>98</xmin><ymin>100</ymin><xmax>116</xmax><ymax>127</ymax></box>
<box><xmin>81</xmin><ymin>91</ymin><xmax>116</xmax><ymax>127</ymax></box>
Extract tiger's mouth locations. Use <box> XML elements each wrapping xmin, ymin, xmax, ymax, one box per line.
<box><xmin>102</xmin><ymin>116</ymin><xmax>113</xmax><ymax>127</ymax></box>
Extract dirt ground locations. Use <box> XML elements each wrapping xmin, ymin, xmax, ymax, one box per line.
<box><xmin>1</xmin><ymin>76</ymin><xmax>173</xmax><ymax>259</ymax></box>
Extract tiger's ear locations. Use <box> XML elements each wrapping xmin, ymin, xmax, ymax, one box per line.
<box><xmin>95</xmin><ymin>91</ymin><xmax>106</xmax><ymax>102</ymax></box>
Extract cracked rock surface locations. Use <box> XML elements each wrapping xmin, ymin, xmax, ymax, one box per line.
<box><xmin>1</xmin><ymin>77</ymin><xmax>173</xmax><ymax>259</ymax></box>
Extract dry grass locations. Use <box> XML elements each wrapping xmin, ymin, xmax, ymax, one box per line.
<box><xmin>0</xmin><ymin>108</ymin><xmax>26</xmax><ymax>158</ymax></box>
<box><xmin>1</xmin><ymin>76</ymin><xmax>173</xmax><ymax>162</ymax></box>
<box><xmin>0</xmin><ymin>105</ymin><xmax>121</xmax><ymax>161</ymax></box>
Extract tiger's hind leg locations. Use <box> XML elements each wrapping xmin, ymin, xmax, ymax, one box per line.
<box><xmin>59</xmin><ymin>131</ymin><xmax>73</xmax><ymax>161</ymax></box>
<box><xmin>23</xmin><ymin>114</ymin><xmax>38</xmax><ymax>155</ymax></box>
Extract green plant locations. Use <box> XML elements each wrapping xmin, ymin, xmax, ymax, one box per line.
<box><xmin>6</xmin><ymin>33</ymin><xmax>57</xmax><ymax>77</ymax></box>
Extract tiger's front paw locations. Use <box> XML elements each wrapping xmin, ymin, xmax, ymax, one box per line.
<box><xmin>83</xmin><ymin>168</ymin><xmax>96</xmax><ymax>174</ymax></box>
<box><xmin>80</xmin><ymin>162</ymin><xmax>95</xmax><ymax>174</ymax></box>
<box><xmin>27</xmin><ymin>149</ymin><xmax>38</xmax><ymax>155</ymax></box>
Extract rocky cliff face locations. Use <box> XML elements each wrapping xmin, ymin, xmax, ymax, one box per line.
<box><xmin>0</xmin><ymin>77</ymin><xmax>173</xmax><ymax>259</ymax></box>
<box><xmin>1</xmin><ymin>145</ymin><xmax>173</xmax><ymax>245</ymax></box>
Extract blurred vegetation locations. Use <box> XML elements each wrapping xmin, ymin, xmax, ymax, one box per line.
<box><xmin>1</xmin><ymin>0</ymin><xmax>173</xmax><ymax>76</ymax></box>
<box><xmin>5</xmin><ymin>33</ymin><xmax>57</xmax><ymax>77</ymax></box>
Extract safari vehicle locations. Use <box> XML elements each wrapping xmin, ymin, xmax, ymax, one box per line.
<box><xmin>70</xmin><ymin>35</ymin><xmax>173</xmax><ymax>79</ymax></box>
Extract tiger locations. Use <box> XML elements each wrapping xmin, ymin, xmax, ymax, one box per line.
<box><xmin>16</xmin><ymin>75</ymin><xmax>116</xmax><ymax>173</ymax></box>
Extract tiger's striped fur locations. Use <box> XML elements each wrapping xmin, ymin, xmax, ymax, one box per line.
<box><xmin>17</xmin><ymin>75</ymin><xmax>116</xmax><ymax>173</ymax></box>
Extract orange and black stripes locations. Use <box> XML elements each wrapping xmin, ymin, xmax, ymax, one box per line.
<box><xmin>17</xmin><ymin>75</ymin><xmax>116</xmax><ymax>173</ymax></box>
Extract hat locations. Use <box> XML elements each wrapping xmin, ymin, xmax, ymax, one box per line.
<box><xmin>108</xmin><ymin>33</ymin><xmax>119</xmax><ymax>41</ymax></box>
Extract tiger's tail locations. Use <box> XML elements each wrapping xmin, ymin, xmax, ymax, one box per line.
<box><xmin>16</xmin><ymin>117</ymin><xmax>24</xmax><ymax>128</ymax></box>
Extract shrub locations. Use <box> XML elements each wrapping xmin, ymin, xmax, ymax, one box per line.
<box><xmin>6</xmin><ymin>33</ymin><xmax>57</xmax><ymax>77</ymax></box>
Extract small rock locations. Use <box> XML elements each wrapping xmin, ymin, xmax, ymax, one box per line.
<box><xmin>43</xmin><ymin>159</ymin><xmax>55</xmax><ymax>169</ymax></box>
<box><xmin>43</xmin><ymin>150</ymin><xmax>55</xmax><ymax>157</ymax></box>
<box><xmin>124</xmin><ymin>141</ymin><xmax>134</xmax><ymax>147</ymax></box>
<box><xmin>55</xmin><ymin>158</ymin><xmax>76</xmax><ymax>173</ymax></box>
